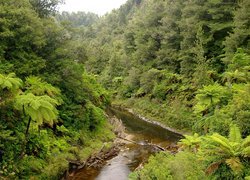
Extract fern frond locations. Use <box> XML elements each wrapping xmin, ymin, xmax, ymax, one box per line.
<box><xmin>242</xmin><ymin>147</ymin><xmax>250</xmax><ymax>157</ymax></box>
<box><xmin>206</xmin><ymin>161</ymin><xmax>223</xmax><ymax>175</ymax></box>
<box><xmin>229</xmin><ymin>124</ymin><xmax>242</xmax><ymax>143</ymax></box>
<box><xmin>208</xmin><ymin>134</ymin><xmax>234</xmax><ymax>155</ymax></box>
<box><xmin>0</xmin><ymin>73</ymin><xmax>22</xmax><ymax>90</ymax></box>
<box><xmin>225</xmin><ymin>157</ymin><xmax>243</xmax><ymax>174</ymax></box>
<box><xmin>15</xmin><ymin>93</ymin><xmax>58</xmax><ymax>128</ymax></box>
<box><xmin>242</xmin><ymin>136</ymin><xmax>250</xmax><ymax>148</ymax></box>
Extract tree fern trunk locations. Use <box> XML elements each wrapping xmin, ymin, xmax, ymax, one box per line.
<box><xmin>25</xmin><ymin>117</ymin><xmax>31</xmax><ymax>136</ymax></box>
<box><xmin>21</xmin><ymin>116</ymin><xmax>31</xmax><ymax>158</ymax></box>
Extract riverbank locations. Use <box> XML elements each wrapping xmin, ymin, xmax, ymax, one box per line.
<box><xmin>112</xmin><ymin>98</ymin><xmax>192</xmax><ymax>135</ymax></box>
<box><xmin>67</xmin><ymin>106</ymin><xmax>183</xmax><ymax>179</ymax></box>
<box><xmin>64</xmin><ymin>114</ymin><xmax>128</xmax><ymax>179</ymax></box>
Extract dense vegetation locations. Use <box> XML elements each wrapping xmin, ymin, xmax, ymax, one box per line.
<box><xmin>1</xmin><ymin>0</ymin><xmax>250</xmax><ymax>179</ymax></box>
<box><xmin>0</xmin><ymin>0</ymin><xmax>114</xmax><ymax>178</ymax></box>
<box><xmin>78</xmin><ymin>0</ymin><xmax>250</xmax><ymax>134</ymax></box>
<box><xmin>57</xmin><ymin>0</ymin><xmax>249</xmax><ymax>178</ymax></box>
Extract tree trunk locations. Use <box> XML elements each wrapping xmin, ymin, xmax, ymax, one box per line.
<box><xmin>25</xmin><ymin>117</ymin><xmax>31</xmax><ymax>137</ymax></box>
<box><xmin>20</xmin><ymin>117</ymin><xmax>32</xmax><ymax>158</ymax></box>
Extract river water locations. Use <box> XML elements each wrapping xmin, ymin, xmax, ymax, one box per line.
<box><xmin>70</xmin><ymin>108</ymin><xmax>183</xmax><ymax>180</ymax></box>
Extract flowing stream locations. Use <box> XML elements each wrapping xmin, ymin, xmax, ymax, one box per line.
<box><xmin>70</xmin><ymin>108</ymin><xmax>183</xmax><ymax>180</ymax></box>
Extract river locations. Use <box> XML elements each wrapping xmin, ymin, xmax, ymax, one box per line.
<box><xmin>69</xmin><ymin>108</ymin><xmax>183</xmax><ymax>180</ymax></box>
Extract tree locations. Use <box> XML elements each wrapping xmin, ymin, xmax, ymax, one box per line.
<box><xmin>24</xmin><ymin>76</ymin><xmax>62</xmax><ymax>103</ymax></box>
<box><xmin>201</xmin><ymin>124</ymin><xmax>250</xmax><ymax>176</ymax></box>
<box><xmin>222</xmin><ymin>49</ymin><xmax>250</xmax><ymax>85</ymax></box>
<box><xmin>228</xmin><ymin>49</ymin><xmax>250</xmax><ymax>71</ymax></box>
<box><xmin>222</xmin><ymin>70</ymin><xmax>247</xmax><ymax>84</ymax></box>
<box><xmin>0</xmin><ymin>0</ymin><xmax>46</xmax><ymax>77</ymax></box>
<box><xmin>30</xmin><ymin>0</ymin><xmax>64</xmax><ymax>17</ymax></box>
<box><xmin>0</xmin><ymin>73</ymin><xmax>22</xmax><ymax>105</ymax></box>
<box><xmin>14</xmin><ymin>93</ymin><xmax>59</xmax><ymax>137</ymax></box>
<box><xmin>223</xmin><ymin>0</ymin><xmax>250</xmax><ymax>64</ymax></box>
<box><xmin>194</xmin><ymin>83</ymin><xmax>229</xmax><ymax>115</ymax></box>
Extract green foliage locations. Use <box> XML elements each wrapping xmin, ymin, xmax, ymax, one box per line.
<box><xmin>25</xmin><ymin>76</ymin><xmax>60</xmax><ymax>96</ymax></box>
<box><xmin>223</xmin><ymin>0</ymin><xmax>250</xmax><ymax>63</ymax></box>
<box><xmin>0</xmin><ymin>0</ymin><xmax>47</xmax><ymax>77</ymax></box>
<box><xmin>149</xmin><ymin>125</ymin><xmax>250</xmax><ymax>179</ymax></box>
<box><xmin>0</xmin><ymin>73</ymin><xmax>22</xmax><ymax>90</ymax></box>
<box><xmin>15</xmin><ymin>93</ymin><xmax>59</xmax><ymax>127</ymax></box>
<box><xmin>129</xmin><ymin>152</ymin><xmax>173</xmax><ymax>180</ymax></box>
<box><xmin>116</xmin><ymin>97</ymin><xmax>194</xmax><ymax>130</ymax></box>
<box><xmin>30</xmin><ymin>0</ymin><xmax>64</xmax><ymax>17</ymax></box>
<box><xmin>130</xmin><ymin>151</ymin><xmax>206</xmax><ymax>180</ymax></box>
<box><xmin>56</xmin><ymin>11</ymin><xmax>99</xmax><ymax>27</ymax></box>
<box><xmin>0</xmin><ymin>0</ymin><xmax>113</xmax><ymax>178</ymax></box>
<box><xmin>178</xmin><ymin>133</ymin><xmax>201</xmax><ymax>153</ymax></box>
<box><xmin>0</xmin><ymin>73</ymin><xmax>23</xmax><ymax>107</ymax></box>
<box><xmin>194</xmin><ymin>83</ymin><xmax>230</xmax><ymax>114</ymax></box>
<box><xmin>199</xmin><ymin>124</ymin><xmax>250</xmax><ymax>177</ymax></box>
<box><xmin>228</xmin><ymin>48</ymin><xmax>250</xmax><ymax>71</ymax></box>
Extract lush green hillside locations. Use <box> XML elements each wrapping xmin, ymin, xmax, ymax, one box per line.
<box><xmin>0</xmin><ymin>0</ymin><xmax>114</xmax><ymax>179</ymax></box>
<box><xmin>76</xmin><ymin>0</ymin><xmax>250</xmax><ymax>133</ymax></box>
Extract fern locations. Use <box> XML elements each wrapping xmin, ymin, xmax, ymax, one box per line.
<box><xmin>242</xmin><ymin>136</ymin><xmax>250</xmax><ymax>147</ymax></box>
<box><xmin>223</xmin><ymin>70</ymin><xmax>247</xmax><ymax>84</ymax></box>
<box><xmin>225</xmin><ymin>157</ymin><xmax>243</xmax><ymax>174</ymax></box>
<box><xmin>229</xmin><ymin>124</ymin><xmax>242</xmax><ymax>143</ymax></box>
<box><xmin>15</xmin><ymin>93</ymin><xmax>59</xmax><ymax>127</ymax></box>
<box><xmin>200</xmin><ymin>125</ymin><xmax>250</xmax><ymax>176</ymax></box>
<box><xmin>0</xmin><ymin>73</ymin><xmax>23</xmax><ymax>90</ymax></box>
<box><xmin>194</xmin><ymin>83</ymin><xmax>228</xmax><ymax>114</ymax></box>
<box><xmin>25</xmin><ymin>76</ymin><xmax>62</xmax><ymax>104</ymax></box>
<box><xmin>242</xmin><ymin>147</ymin><xmax>250</xmax><ymax>156</ymax></box>
<box><xmin>178</xmin><ymin>133</ymin><xmax>201</xmax><ymax>152</ymax></box>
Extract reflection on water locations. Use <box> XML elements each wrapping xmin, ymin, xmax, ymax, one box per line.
<box><xmin>96</xmin><ymin>155</ymin><xmax>130</xmax><ymax>180</ymax></box>
<box><xmin>70</xmin><ymin>108</ymin><xmax>182</xmax><ymax>180</ymax></box>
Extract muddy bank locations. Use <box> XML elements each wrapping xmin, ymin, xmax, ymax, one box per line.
<box><xmin>63</xmin><ymin>115</ymin><xmax>127</xmax><ymax>180</ymax></box>
<box><xmin>64</xmin><ymin>145</ymin><xmax>121</xmax><ymax>180</ymax></box>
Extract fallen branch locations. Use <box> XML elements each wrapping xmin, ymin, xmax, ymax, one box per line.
<box><xmin>117</xmin><ymin>137</ymin><xmax>165</xmax><ymax>151</ymax></box>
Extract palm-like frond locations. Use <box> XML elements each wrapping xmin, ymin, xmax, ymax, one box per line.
<box><xmin>242</xmin><ymin>147</ymin><xmax>250</xmax><ymax>157</ymax></box>
<box><xmin>205</xmin><ymin>161</ymin><xmax>223</xmax><ymax>175</ymax></box>
<box><xmin>229</xmin><ymin>124</ymin><xmax>242</xmax><ymax>143</ymax></box>
<box><xmin>242</xmin><ymin>136</ymin><xmax>250</xmax><ymax>147</ymax></box>
<box><xmin>206</xmin><ymin>133</ymin><xmax>235</xmax><ymax>156</ymax></box>
<box><xmin>15</xmin><ymin>93</ymin><xmax>59</xmax><ymax>127</ymax></box>
<box><xmin>25</xmin><ymin>76</ymin><xmax>61</xmax><ymax>98</ymax></box>
<box><xmin>178</xmin><ymin>133</ymin><xmax>201</xmax><ymax>152</ymax></box>
<box><xmin>194</xmin><ymin>83</ymin><xmax>227</xmax><ymax>114</ymax></box>
<box><xmin>223</xmin><ymin>70</ymin><xmax>247</xmax><ymax>83</ymax></box>
<box><xmin>0</xmin><ymin>73</ymin><xmax>23</xmax><ymax>90</ymax></box>
<box><xmin>201</xmin><ymin>124</ymin><xmax>250</xmax><ymax>176</ymax></box>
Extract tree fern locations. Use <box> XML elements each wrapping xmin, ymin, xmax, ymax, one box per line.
<box><xmin>178</xmin><ymin>133</ymin><xmax>201</xmax><ymax>152</ymax></box>
<box><xmin>194</xmin><ymin>83</ymin><xmax>228</xmax><ymax>114</ymax></box>
<box><xmin>0</xmin><ymin>73</ymin><xmax>22</xmax><ymax>90</ymax></box>
<box><xmin>223</xmin><ymin>70</ymin><xmax>247</xmax><ymax>84</ymax></box>
<box><xmin>199</xmin><ymin>124</ymin><xmax>250</xmax><ymax>176</ymax></box>
<box><xmin>25</xmin><ymin>76</ymin><xmax>62</xmax><ymax>103</ymax></box>
<box><xmin>15</xmin><ymin>93</ymin><xmax>59</xmax><ymax>127</ymax></box>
